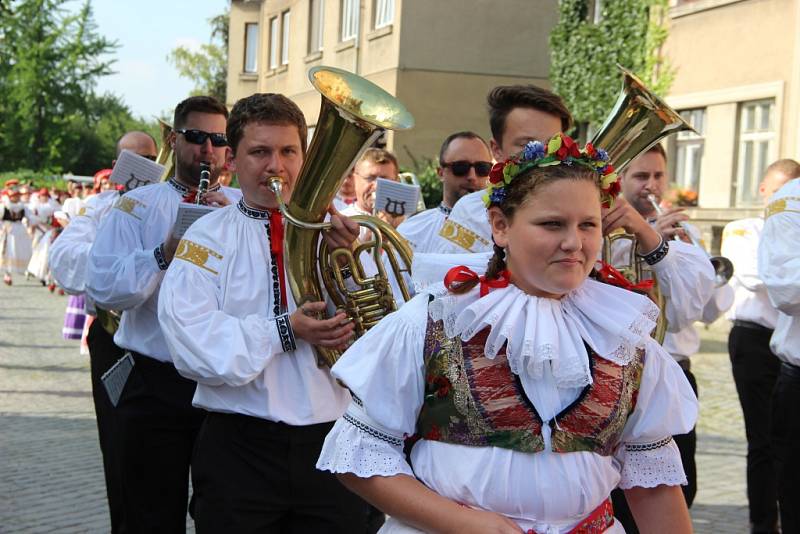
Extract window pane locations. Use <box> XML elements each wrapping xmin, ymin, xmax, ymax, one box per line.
<box><xmin>743</xmin><ymin>105</ymin><xmax>755</xmax><ymax>132</ymax></box>
<box><xmin>341</xmin><ymin>0</ymin><xmax>358</xmax><ymax>40</ymax></box>
<box><xmin>244</xmin><ymin>23</ymin><xmax>259</xmax><ymax>73</ymax></box>
<box><xmin>760</xmin><ymin>103</ymin><xmax>771</xmax><ymax>130</ymax></box>
<box><xmin>375</xmin><ymin>0</ymin><xmax>394</xmax><ymax>28</ymax></box>
<box><xmin>281</xmin><ymin>11</ymin><xmax>290</xmax><ymax>65</ymax></box>
<box><xmin>309</xmin><ymin>0</ymin><xmax>323</xmax><ymax>53</ymax></box>
<box><xmin>269</xmin><ymin>17</ymin><xmax>279</xmax><ymax>69</ymax></box>
<box><xmin>741</xmin><ymin>141</ymin><xmax>754</xmax><ymax>203</ymax></box>
<box><xmin>689</xmin><ymin>144</ymin><xmax>702</xmax><ymax>191</ymax></box>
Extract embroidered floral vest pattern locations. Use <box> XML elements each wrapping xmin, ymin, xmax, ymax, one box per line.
<box><xmin>415</xmin><ymin>316</ymin><xmax>645</xmax><ymax>456</ymax></box>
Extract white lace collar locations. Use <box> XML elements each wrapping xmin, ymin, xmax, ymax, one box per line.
<box><xmin>427</xmin><ymin>279</ymin><xmax>659</xmax><ymax>388</ymax></box>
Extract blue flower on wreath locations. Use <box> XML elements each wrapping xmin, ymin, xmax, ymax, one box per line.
<box><xmin>489</xmin><ymin>186</ymin><xmax>507</xmax><ymax>204</ymax></box>
<box><xmin>596</xmin><ymin>148</ymin><xmax>609</xmax><ymax>161</ymax></box>
<box><xmin>522</xmin><ymin>141</ymin><xmax>545</xmax><ymax>161</ymax></box>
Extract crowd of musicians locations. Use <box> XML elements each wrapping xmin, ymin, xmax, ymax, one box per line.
<box><xmin>1</xmin><ymin>78</ymin><xmax>799</xmax><ymax>534</ymax></box>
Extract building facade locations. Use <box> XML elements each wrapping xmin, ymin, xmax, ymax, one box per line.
<box><xmin>227</xmin><ymin>0</ymin><xmax>559</xmax><ymax>167</ymax></box>
<box><xmin>662</xmin><ymin>0</ymin><xmax>800</xmax><ymax>250</ymax></box>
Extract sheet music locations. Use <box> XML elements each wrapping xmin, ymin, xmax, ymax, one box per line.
<box><xmin>374</xmin><ymin>178</ymin><xmax>421</xmax><ymax>217</ymax></box>
<box><xmin>101</xmin><ymin>352</ymin><xmax>135</xmax><ymax>407</ymax></box>
<box><xmin>172</xmin><ymin>204</ymin><xmax>216</xmax><ymax>238</ymax></box>
<box><xmin>109</xmin><ymin>149</ymin><xmax>165</xmax><ymax>191</ymax></box>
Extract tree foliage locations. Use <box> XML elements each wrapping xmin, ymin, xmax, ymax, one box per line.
<box><xmin>549</xmin><ymin>0</ymin><xmax>673</xmax><ymax>129</ymax></box>
<box><xmin>0</xmin><ymin>0</ymin><xmax>117</xmax><ymax>172</ymax></box>
<box><xmin>167</xmin><ymin>9</ymin><xmax>229</xmax><ymax>103</ymax></box>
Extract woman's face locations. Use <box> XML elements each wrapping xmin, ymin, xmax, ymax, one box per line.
<box><xmin>489</xmin><ymin>179</ymin><xmax>602</xmax><ymax>298</ymax></box>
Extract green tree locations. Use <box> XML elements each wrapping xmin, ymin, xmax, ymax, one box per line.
<box><xmin>0</xmin><ymin>0</ymin><xmax>117</xmax><ymax>172</ymax></box>
<box><xmin>549</xmin><ymin>0</ymin><xmax>673</xmax><ymax>131</ymax></box>
<box><xmin>167</xmin><ymin>9</ymin><xmax>228</xmax><ymax>102</ymax></box>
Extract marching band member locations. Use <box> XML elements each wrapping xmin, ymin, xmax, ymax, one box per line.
<box><xmin>758</xmin><ymin>166</ymin><xmax>800</xmax><ymax>534</ymax></box>
<box><xmin>397</xmin><ymin>131</ymin><xmax>491</xmax><ymax>253</ymax></box>
<box><xmin>435</xmin><ymin>84</ymin><xmax>572</xmax><ymax>254</ymax></box>
<box><xmin>49</xmin><ymin>130</ymin><xmax>158</xmax><ymax>534</ymax></box>
<box><xmin>317</xmin><ymin>134</ymin><xmax>697</xmax><ymax>533</ymax></box>
<box><xmin>1</xmin><ymin>182</ymin><xmax>33</xmax><ymax>286</ymax></box>
<box><xmin>87</xmin><ymin>96</ymin><xmax>240</xmax><ymax>533</ymax></box>
<box><xmin>721</xmin><ymin>159</ymin><xmax>796</xmax><ymax>534</ymax></box>
<box><xmin>158</xmin><ymin>93</ymin><xmax>369</xmax><ymax>532</ymax></box>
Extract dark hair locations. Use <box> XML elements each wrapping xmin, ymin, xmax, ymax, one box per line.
<box><xmin>646</xmin><ymin>143</ymin><xmax>667</xmax><ymax>164</ymax></box>
<box><xmin>438</xmin><ymin>131</ymin><xmax>491</xmax><ymax>163</ymax></box>
<box><xmin>451</xmin><ymin>164</ymin><xmax>599</xmax><ymax>294</ymax></box>
<box><xmin>173</xmin><ymin>96</ymin><xmax>229</xmax><ymax>130</ymax></box>
<box><xmin>357</xmin><ymin>147</ymin><xmax>398</xmax><ymax>173</ymax></box>
<box><xmin>227</xmin><ymin>93</ymin><xmax>308</xmax><ymax>155</ymax></box>
<box><xmin>766</xmin><ymin>158</ymin><xmax>800</xmax><ymax>179</ymax></box>
<box><xmin>487</xmin><ymin>85</ymin><xmax>573</xmax><ymax>142</ymax></box>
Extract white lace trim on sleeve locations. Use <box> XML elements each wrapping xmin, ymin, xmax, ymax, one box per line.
<box><xmin>316</xmin><ymin>404</ymin><xmax>413</xmax><ymax>478</ymax></box>
<box><xmin>618</xmin><ymin>436</ymin><xmax>687</xmax><ymax>489</ymax></box>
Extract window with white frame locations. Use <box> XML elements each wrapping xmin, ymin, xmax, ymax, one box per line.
<box><xmin>673</xmin><ymin>108</ymin><xmax>705</xmax><ymax>193</ymax></box>
<box><xmin>281</xmin><ymin>10</ymin><xmax>290</xmax><ymax>65</ymax></box>
<box><xmin>244</xmin><ymin>23</ymin><xmax>259</xmax><ymax>73</ymax></box>
<box><xmin>341</xmin><ymin>0</ymin><xmax>359</xmax><ymax>41</ymax></box>
<box><xmin>735</xmin><ymin>99</ymin><xmax>776</xmax><ymax>206</ymax></box>
<box><xmin>309</xmin><ymin>0</ymin><xmax>324</xmax><ymax>53</ymax></box>
<box><xmin>374</xmin><ymin>0</ymin><xmax>394</xmax><ymax>29</ymax></box>
<box><xmin>269</xmin><ymin>16</ymin><xmax>279</xmax><ymax>69</ymax></box>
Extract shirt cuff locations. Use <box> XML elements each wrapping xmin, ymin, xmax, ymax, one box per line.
<box><xmin>618</xmin><ymin>436</ymin><xmax>687</xmax><ymax>489</ymax></box>
<box><xmin>154</xmin><ymin>243</ymin><xmax>169</xmax><ymax>271</ymax></box>
<box><xmin>275</xmin><ymin>313</ymin><xmax>297</xmax><ymax>353</ymax></box>
<box><xmin>637</xmin><ymin>237</ymin><xmax>670</xmax><ymax>266</ymax></box>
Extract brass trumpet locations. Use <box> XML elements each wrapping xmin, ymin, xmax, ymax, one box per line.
<box><xmin>647</xmin><ymin>194</ymin><xmax>734</xmax><ymax>287</ymax></box>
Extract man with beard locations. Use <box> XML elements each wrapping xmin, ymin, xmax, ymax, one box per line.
<box><xmin>87</xmin><ymin>96</ymin><xmax>241</xmax><ymax>532</ymax></box>
<box><xmin>397</xmin><ymin>132</ymin><xmax>491</xmax><ymax>253</ymax></box>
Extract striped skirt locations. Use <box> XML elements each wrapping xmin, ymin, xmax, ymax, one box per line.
<box><xmin>62</xmin><ymin>295</ymin><xmax>87</xmax><ymax>340</ymax></box>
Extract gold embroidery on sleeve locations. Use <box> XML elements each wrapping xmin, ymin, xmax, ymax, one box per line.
<box><xmin>174</xmin><ymin>239</ymin><xmax>223</xmax><ymax>275</ymax></box>
<box><xmin>439</xmin><ymin>219</ymin><xmax>490</xmax><ymax>252</ymax></box>
<box><xmin>114</xmin><ymin>197</ymin><xmax>143</xmax><ymax>220</ymax></box>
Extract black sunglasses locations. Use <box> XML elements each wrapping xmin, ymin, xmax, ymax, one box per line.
<box><xmin>177</xmin><ymin>129</ymin><xmax>228</xmax><ymax>147</ymax></box>
<box><xmin>441</xmin><ymin>160</ymin><xmax>493</xmax><ymax>177</ymax></box>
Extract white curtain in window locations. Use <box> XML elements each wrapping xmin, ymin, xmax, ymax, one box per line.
<box><xmin>341</xmin><ymin>0</ymin><xmax>359</xmax><ymax>41</ymax></box>
<box><xmin>375</xmin><ymin>0</ymin><xmax>394</xmax><ymax>29</ymax></box>
<box><xmin>269</xmin><ymin>17</ymin><xmax>279</xmax><ymax>69</ymax></box>
<box><xmin>281</xmin><ymin>11</ymin><xmax>291</xmax><ymax>65</ymax></box>
<box><xmin>309</xmin><ymin>0</ymin><xmax>324</xmax><ymax>53</ymax></box>
<box><xmin>244</xmin><ymin>23</ymin><xmax>259</xmax><ymax>73</ymax></box>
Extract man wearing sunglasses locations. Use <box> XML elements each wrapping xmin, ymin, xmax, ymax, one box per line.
<box><xmin>397</xmin><ymin>131</ymin><xmax>491</xmax><ymax>253</ymax></box>
<box><xmin>87</xmin><ymin>96</ymin><xmax>241</xmax><ymax>533</ymax></box>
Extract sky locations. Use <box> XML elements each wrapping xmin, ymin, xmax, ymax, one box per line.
<box><xmin>65</xmin><ymin>0</ymin><xmax>228</xmax><ymax>120</ymax></box>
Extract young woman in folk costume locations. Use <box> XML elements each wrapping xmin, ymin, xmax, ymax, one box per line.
<box><xmin>316</xmin><ymin>133</ymin><xmax>697</xmax><ymax>534</ymax></box>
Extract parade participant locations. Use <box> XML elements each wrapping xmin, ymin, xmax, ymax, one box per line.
<box><xmin>723</xmin><ymin>159</ymin><xmax>797</xmax><ymax>534</ymax></box>
<box><xmin>397</xmin><ymin>132</ymin><xmax>491</xmax><ymax>253</ymax></box>
<box><xmin>436</xmin><ymin>85</ymin><xmax>571</xmax><ymax>253</ymax></box>
<box><xmin>49</xmin><ymin>130</ymin><xmax>158</xmax><ymax>534</ymax></box>
<box><xmin>87</xmin><ymin>96</ymin><xmax>240</xmax><ymax>533</ymax></box>
<box><xmin>317</xmin><ymin>134</ymin><xmax>697</xmax><ymax>533</ymax></box>
<box><xmin>26</xmin><ymin>188</ymin><xmax>60</xmax><ymax>287</ymax></box>
<box><xmin>342</xmin><ymin>148</ymin><xmax>404</xmax><ymax>242</ymax></box>
<box><xmin>1</xmin><ymin>182</ymin><xmax>33</xmax><ymax>286</ymax></box>
<box><xmin>158</xmin><ymin>93</ymin><xmax>368</xmax><ymax>532</ymax></box>
<box><xmin>757</xmin><ymin>165</ymin><xmax>800</xmax><ymax>534</ymax></box>
<box><xmin>333</xmin><ymin>170</ymin><xmax>357</xmax><ymax>211</ymax></box>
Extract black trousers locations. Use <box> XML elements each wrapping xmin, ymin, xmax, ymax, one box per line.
<box><xmin>115</xmin><ymin>352</ymin><xmax>206</xmax><ymax>534</ymax></box>
<box><xmin>771</xmin><ymin>363</ymin><xmax>800</xmax><ymax>534</ymax></box>
<box><xmin>191</xmin><ymin>412</ymin><xmax>369</xmax><ymax>534</ymax></box>
<box><xmin>729</xmin><ymin>324</ymin><xmax>780</xmax><ymax>533</ymax></box>
<box><xmin>87</xmin><ymin>319</ymin><xmax>126</xmax><ymax>533</ymax></box>
<box><xmin>612</xmin><ymin>366</ymin><xmax>697</xmax><ymax>533</ymax></box>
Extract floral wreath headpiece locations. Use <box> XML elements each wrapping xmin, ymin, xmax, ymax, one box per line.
<box><xmin>483</xmin><ymin>133</ymin><xmax>621</xmax><ymax>209</ymax></box>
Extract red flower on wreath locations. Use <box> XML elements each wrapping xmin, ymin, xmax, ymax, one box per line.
<box><xmin>585</xmin><ymin>142</ymin><xmax>598</xmax><ymax>158</ymax></box>
<box><xmin>488</xmin><ymin>162</ymin><xmax>505</xmax><ymax>184</ymax></box>
<box><xmin>555</xmin><ymin>133</ymin><xmax>580</xmax><ymax>160</ymax></box>
<box><xmin>606</xmin><ymin>179</ymin><xmax>621</xmax><ymax>198</ymax></box>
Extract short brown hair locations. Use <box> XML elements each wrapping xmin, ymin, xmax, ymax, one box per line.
<box><xmin>766</xmin><ymin>158</ymin><xmax>800</xmax><ymax>179</ymax></box>
<box><xmin>646</xmin><ymin>143</ymin><xmax>667</xmax><ymax>164</ymax></box>
<box><xmin>227</xmin><ymin>93</ymin><xmax>308</xmax><ymax>155</ymax></box>
<box><xmin>356</xmin><ymin>148</ymin><xmax>398</xmax><ymax>173</ymax></box>
<box><xmin>487</xmin><ymin>85</ymin><xmax>573</xmax><ymax>142</ymax></box>
<box><xmin>438</xmin><ymin>131</ymin><xmax>490</xmax><ymax>163</ymax></box>
<box><xmin>173</xmin><ymin>96</ymin><xmax>229</xmax><ymax>130</ymax></box>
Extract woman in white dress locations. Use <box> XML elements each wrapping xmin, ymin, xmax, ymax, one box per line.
<box><xmin>317</xmin><ymin>134</ymin><xmax>697</xmax><ymax>533</ymax></box>
<box><xmin>1</xmin><ymin>185</ymin><xmax>33</xmax><ymax>285</ymax></box>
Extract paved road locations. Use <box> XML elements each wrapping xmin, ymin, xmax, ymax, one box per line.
<box><xmin>0</xmin><ymin>279</ymin><xmax>751</xmax><ymax>532</ymax></box>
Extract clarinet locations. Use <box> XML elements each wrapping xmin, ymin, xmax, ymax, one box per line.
<box><xmin>197</xmin><ymin>162</ymin><xmax>211</xmax><ymax>205</ymax></box>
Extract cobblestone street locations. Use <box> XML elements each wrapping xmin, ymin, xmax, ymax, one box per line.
<box><xmin>1</xmin><ymin>279</ymin><xmax>750</xmax><ymax>533</ymax></box>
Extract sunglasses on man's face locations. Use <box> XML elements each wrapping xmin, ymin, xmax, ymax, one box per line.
<box><xmin>177</xmin><ymin>129</ymin><xmax>228</xmax><ymax>147</ymax></box>
<box><xmin>441</xmin><ymin>160</ymin><xmax>493</xmax><ymax>177</ymax></box>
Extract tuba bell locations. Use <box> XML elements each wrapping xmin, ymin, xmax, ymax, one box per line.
<box><xmin>268</xmin><ymin>66</ymin><xmax>415</xmax><ymax>367</ymax></box>
<box><xmin>595</xmin><ymin>65</ymin><xmax>696</xmax><ymax>343</ymax></box>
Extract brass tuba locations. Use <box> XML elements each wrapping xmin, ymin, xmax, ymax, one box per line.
<box><xmin>268</xmin><ymin>66</ymin><xmax>415</xmax><ymax>367</ymax></box>
<box><xmin>595</xmin><ymin>66</ymin><xmax>696</xmax><ymax>343</ymax></box>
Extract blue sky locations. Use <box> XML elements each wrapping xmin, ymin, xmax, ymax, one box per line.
<box><xmin>65</xmin><ymin>0</ymin><xmax>228</xmax><ymax>120</ymax></box>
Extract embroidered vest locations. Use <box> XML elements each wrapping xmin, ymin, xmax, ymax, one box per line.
<box><xmin>415</xmin><ymin>316</ymin><xmax>645</xmax><ymax>456</ymax></box>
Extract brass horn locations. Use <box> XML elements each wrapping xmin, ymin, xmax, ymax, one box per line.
<box><xmin>156</xmin><ymin>118</ymin><xmax>175</xmax><ymax>182</ymax></box>
<box><xmin>268</xmin><ymin>66</ymin><xmax>415</xmax><ymax>367</ymax></box>
<box><xmin>596</xmin><ymin>66</ymin><xmax>696</xmax><ymax>344</ymax></box>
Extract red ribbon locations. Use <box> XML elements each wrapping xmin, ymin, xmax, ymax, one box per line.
<box><xmin>444</xmin><ymin>265</ymin><xmax>511</xmax><ymax>297</ymax></box>
<box><xmin>182</xmin><ymin>191</ymin><xmax>200</xmax><ymax>204</ymax></box>
<box><xmin>595</xmin><ymin>260</ymin><xmax>654</xmax><ymax>293</ymax></box>
<box><xmin>269</xmin><ymin>210</ymin><xmax>288</xmax><ymax>311</ymax></box>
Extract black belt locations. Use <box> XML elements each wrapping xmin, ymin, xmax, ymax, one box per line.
<box><xmin>732</xmin><ymin>319</ymin><xmax>773</xmax><ymax>332</ymax></box>
<box><xmin>780</xmin><ymin>361</ymin><xmax>800</xmax><ymax>380</ymax></box>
